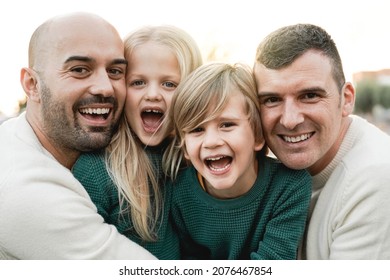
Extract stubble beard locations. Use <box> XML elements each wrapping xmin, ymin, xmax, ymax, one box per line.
<box><xmin>40</xmin><ymin>83</ymin><xmax>117</xmax><ymax>153</ymax></box>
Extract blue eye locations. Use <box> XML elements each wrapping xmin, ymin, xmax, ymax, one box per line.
<box><xmin>131</xmin><ymin>80</ymin><xmax>145</xmax><ymax>86</ymax></box>
<box><xmin>163</xmin><ymin>81</ymin><xmax>178</xmax><ymax>88</ymax></box>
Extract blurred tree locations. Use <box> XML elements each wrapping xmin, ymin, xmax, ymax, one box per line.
<box><xmin>354</xmin><ymin>80</ymin><xmax>377</xmax><ymax>113</ymax></box>
<box><xmin>354</xmin><ymin>79</ymin><xmax>390</xmax><ymax>113</ymax></box>
<box><xmin>377</xmin><ymin>86</ymin><xmax>390</xmax><ymax>108</ymax></box>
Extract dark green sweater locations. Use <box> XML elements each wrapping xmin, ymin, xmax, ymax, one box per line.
<box><xmin>170</xmin><ymin>156</ymin><xmax>311</xmax><ymax>260</ymax></box>
<box><xmin>72</xmin><ymin>144</ymin><xmax>180</xmax><ymax>260</ymax></box>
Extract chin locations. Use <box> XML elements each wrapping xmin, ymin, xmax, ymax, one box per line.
<box><xmin>141</xmin><ymin>136</ymin><xmax>164</xmax><ymax>147</ymax></box>
<box><xmin>278</xmin><ymin>157</ymin><xmax>311</xmax><ymax>171</ymax></box>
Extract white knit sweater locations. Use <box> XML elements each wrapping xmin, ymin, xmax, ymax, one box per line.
<box><xmin>305</xmin><ymin>115</ymin><xmax>390</xmax><ymax>259</ymax></box>
<box><xmin>0</xmin><ymin>113</ymin><xmax>156</xmax><ymax>259</ymax></box>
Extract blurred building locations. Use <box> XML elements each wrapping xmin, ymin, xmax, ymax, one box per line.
<box><xmin>353</xmin><ymin>69</ymin><xmax>390</xmax><ymax>85</ymax></box>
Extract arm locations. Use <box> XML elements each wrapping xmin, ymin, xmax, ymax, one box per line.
<box><xmin>72</xmin><ymin>152</ymin><xmax>113</xmax><ymax>220</ymax></box>
<box><xmin>170</xmin><ymin>179</ymin><xmax>208</xmax><ymax>260</ymax></box>
<box><xmin>327</xmin><ymin>164</ymin><xmax>390</xmax><ymax>259</ymax></box>
<box><xmin>0</xmin><ymin>158</ymin><xmax>156</xmax><ymax>260</ymax></box>
<box><xmin>251</xmin><ymin>170</ymin><xmax>311</xmax><ymax>260</ymax></box>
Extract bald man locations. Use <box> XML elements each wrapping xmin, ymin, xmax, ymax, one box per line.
<box><xmin>0</xmin><ymin>12</ymin><xmax>157</xmax><ymax>259</ymax></box>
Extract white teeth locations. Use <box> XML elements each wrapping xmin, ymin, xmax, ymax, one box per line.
<box><xmin>80</xmin><ymin>108</ymin><xmax>110</xmax><ymax>115</ymax></box>
<box><xmin>144</xmin><ymin>109</ymin><xmax>163</xmax><ymax>114</ymax></box>
<box><xmin>209</xmin><ymin>165</ymin><xmax>230</xmax><ymax>172</ymax></box>
<box><xmin>206</xmin><ymin>156</ymin><xmax>230</xmax><ymax>172</ymax></box>
<box><xmin>207</xmin><ymin>156</ymin><xmax>224</xmax><ymax>161</ymax></box>
<box><xmin>283</xmin><ymin>133</ymin><xmax>312</xmax><ymax>143</ymax></box>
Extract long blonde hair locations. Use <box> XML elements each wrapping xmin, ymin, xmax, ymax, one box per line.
<box><xmin>164</xmin><ymin>62</ymin><xmax>264</xmax><ymax>180</ymax></box>
<box><xmin>106</xmin><ymin>25</ymin><xmax>202</xmax><ymax>241</ymax></box>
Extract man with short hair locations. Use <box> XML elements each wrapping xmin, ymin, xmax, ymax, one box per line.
<box><xmin>254</xmin><ymin>23</ymin><xmax>390</xmax><ymax>259</ymax></box>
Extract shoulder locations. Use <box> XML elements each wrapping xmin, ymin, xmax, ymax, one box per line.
<box><xmin>259</xmin><ymin>156</ymin><xmax>312</xmax><ymax>203</ymax></box>
<box><xmin>74</xmin><ymin>151</ymin><xmax>106</xmax><ymax>170</ymax></box>
<box><xmin>72</xmin><ymin>151</ymin><xmax>116</xmax><ymax>201</ymax></box>
<box><xmin>337</xmin><ymin>116</ymin><xmax>390</xmax><ymax>186</ymax></box>
<box><xmin>329</xmin><ymin>158</ymin><xmax>390</xmax><ymax>204</ymax></box>
<box><xmin>170</xmin><ymin>166</ymin><xmax>201</xmax><ymax>197</ymax></box>
<box><xmin>170</xmin><ymin>166</ymin><xmax>198</xmax><ymax>188</ymax></box>
<box><xmin>264</xmin><ymin>156</ymin><xmax>311</xmax><ymax>186</ymax></box>
<box><xmin>320</xmin><ymin>117</ymin><xmax>390</xmax><ymax>212</ymax></box>
<box><xmin>0</xmin><ymin>152</ymin><xmax>95</xmax><ymax>229</ymax></box>
<box><xmin>0</xmin><ymin>113</ymin><xmax>90</xmax><ymax>195</ymax></box>
<box><xmin>346</xmin><ymin>115</ymin><xmax>390</xmax><ymax>162</ymax></box>
<box><xmin>0</xmin><ymin>113</ymin><xmax>42</xmax><ymax>160</ymax></box>
<box><xmin>72</xmin><ymin>151</ymin><xmax>108</xmax><ymax>182</ymax></box>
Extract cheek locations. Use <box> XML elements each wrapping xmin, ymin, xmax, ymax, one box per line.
<box><xmin>124</xmin><ymin>96</ymin><xmax>140</xmax><ymax>126</ymax></box>
<box><xmin>183</xmin><ymin>137</ymin><xmax>197</xmax><ymax>159</ymax></box>
<box><xmin>164</xmin><ymin>94</ymin><xmax>174</xmax><ymax>109</ymax></box>
<box><xmin>183</xmin><ymin>150</ymin><xmax>190</xmax><ymax>160</ymax></box>
<box><xmin>114</xmin><ymin>80</ymin><xmax>127</xmax><ymax>100</ymax></box>
<box><xmin>260</xmin><ymin>110</ymin><xmax>275</xmax><ymax>131</ymax></box>
<box><xmin>125</xmin><ymin>91</ymin><xmax>139</xmax><ymax>111</ymax></box>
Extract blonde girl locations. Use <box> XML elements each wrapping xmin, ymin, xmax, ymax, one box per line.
<box><xmin>73</xmin><ymin>25</ymin><xmax>202</xmax><ymax>259</ymax></box>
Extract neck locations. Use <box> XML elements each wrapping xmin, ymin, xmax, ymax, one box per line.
<box><xmin>27</xmin><ymin>113</ymin><xmax>78</xmax><ymax>169</ymax></box>
<box><xmin>202</xmin><ymin>157</ymin><xmax>259</xmax><ymax>199</ymax></box>
<box><xmin>308</xmin><ymin>117</ymin><xmax>352</xmax><ymax>175</ymax></box>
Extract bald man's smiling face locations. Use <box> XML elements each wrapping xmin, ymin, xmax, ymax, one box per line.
<box><xmin>26</xmin><ymin>14</ymin><xmax>127</xmax><ymax>164</ymax></box>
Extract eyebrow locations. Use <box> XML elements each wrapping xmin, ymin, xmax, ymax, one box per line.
<box><xmin>257</xmin><ymin>91</ymin><xmax>276</xmax><ymax>97</ymax></box>
<box><xmin>64</xmin><ymin>56</ymin><xmax>128</xmax><ymax>66</ymax></box>
<box><xmin>64</xmin><ymin>56</ymin><xmax>93</xmax><ymax>64</ymax></box>
<box><xmin>218</xmin><ymin>114</ymin><xmax>246</xmax><ymax>121</ymax></box>
<box><xmin>299</xmin><ymin>87</ymin><xmax>327</xmax><ymax>94</ymax></box>
<box><xmin>258</xmin><ymin>87</ymin><xmax>327</xmax><ymax>96</ymax></box>
<box><xmin>112</xmin><ymin>58</ymin><xmax>128</xmax><ymax>66</ymax></box>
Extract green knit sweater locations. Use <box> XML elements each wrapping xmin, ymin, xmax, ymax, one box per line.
<box><xmin>72</xmin><ymin>144</ymin><xmax>180</xmax><ymax>260</ymax></box>
<box><xmin>170</xmin><ymin>156</ymin><xmax>311</xmax><ymax>260</ymax></box>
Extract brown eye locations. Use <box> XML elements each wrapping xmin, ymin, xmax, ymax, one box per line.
<box><xmin>69</xmin><ymin>66</ymin><xmax>91</xmax><ymax>78</ymax></box>
<box><xmin>108</xmin><ymin>68</ymin><xmax>125</xmax><ymax>80</ymax></box>
<box><xmin>260</xmin><ymin>96</ymin><xmax>281</xmax><ymax>107</ymax></box>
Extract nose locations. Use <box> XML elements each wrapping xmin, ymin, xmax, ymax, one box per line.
<box><xmin>90</xmin><ymin>69</ymin><xmax>115</xmax><ymax>97</ymax></box>
<box><xmin>280</xmin><ymin>101</ymin><xmax>304</xmax><ymax>130</ymax></box>
<box><xmin>203</xmin><ymin>127</ymin><xmax>224</xmax><ymax>149</ymax></box>
<box><xmin>144</xmin><ymin>83</ymin><xmax>162</xmax><ymax>101</ymax></box>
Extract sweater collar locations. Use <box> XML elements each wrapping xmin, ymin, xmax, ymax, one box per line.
<box><xmin>312</xmin><ymin>115</ymin><xmax>362</xmax><ymax>191</ymax></box>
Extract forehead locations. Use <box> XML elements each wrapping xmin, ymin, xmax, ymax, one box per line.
<box><xmin>255</xmin><ymin>50</ymin><xmax>335</xmax><ymax>92</ymax></box>
<box><xmin>42</xmin><ymin>18</ymin><xmax>124</xmax><ymax>67</ymax></box>
<box><xmin>128</xmin><ymin>42</ymin><xmax>177</xmax><ymax>66</ymax></box>
<box><xmin>127</xmin><ymin>42</ymin><xmax>179</xmax><ymax>75</ymax></box>
<box><xmin>210</xmin><ymin>90</ymin><xmax>247</xmax><ymax>117</ymax></box>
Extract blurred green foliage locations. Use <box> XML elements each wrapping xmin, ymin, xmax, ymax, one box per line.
<box><xmin>354</xmin><ymin>80</ymin><xmax>390</xmax><ymax>113</ymax></box>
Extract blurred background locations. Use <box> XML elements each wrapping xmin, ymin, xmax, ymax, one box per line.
<box><xmin>1</xmin><ymin>0</ymin><xmax>389</xmax><ymax>133</ymax></box>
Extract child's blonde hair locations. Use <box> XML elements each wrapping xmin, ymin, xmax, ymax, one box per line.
<box><xmin>106</xmin><ymin>25</ymin><xmax>202</xmax><ymax>241</ymax></box>
<box><xmin>164</xmin><ymin>62</ymin><xmax>264</xmax><ymax>179</ymax></box>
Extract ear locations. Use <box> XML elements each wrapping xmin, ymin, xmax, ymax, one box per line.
<box><xmin>20</xmin><ymin>67</ymin><xmax>40</xmax><ymax>102</ymax></box>
<box><xmin>254</xmin><ymin>138</ymin><xmax>265</xmax><ymax>152</ymax></box>
<box><xmin>341</xmin><ymin>82</ymin><xmax>355</xmax><ymax>116</ymax></box>
<box><xmin>183</xmin><ymin>145</ymin><xmax>190</xmax><ymax>160</ymax></box>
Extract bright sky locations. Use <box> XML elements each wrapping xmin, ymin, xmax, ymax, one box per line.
<box><xmin>1</xmin><ymin>0</ymin><xmax>389</xmax><ymax>116</ymax></box>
